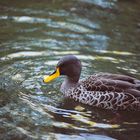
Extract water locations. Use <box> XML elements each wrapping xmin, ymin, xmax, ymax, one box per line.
<box><xmin>0</xmin><ymin>0</ymin><xmax>140</xmax><ymax>139</ymax></box>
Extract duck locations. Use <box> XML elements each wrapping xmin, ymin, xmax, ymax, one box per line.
<box><xmin>43</xmin><ymin>55</ymin><xmax>140</xmax><ymax>111</ymax></box>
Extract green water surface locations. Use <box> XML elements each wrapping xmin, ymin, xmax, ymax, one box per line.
<box><xmin>0</xmin><ymin>0</ymin><xmax>140</xmax><ymax>139</ymax></box>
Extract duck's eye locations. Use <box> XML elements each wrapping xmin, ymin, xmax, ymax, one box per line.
<box><xmin>59</xmin><ymin>66</ymin><xmax>66</xmax><ymax>75</ymax></box>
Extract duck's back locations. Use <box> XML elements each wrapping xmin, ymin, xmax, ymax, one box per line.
<box><xmin>81</xmin><ymin>73</ymin><xmax>140</xmax><ymax>95</ymax></box>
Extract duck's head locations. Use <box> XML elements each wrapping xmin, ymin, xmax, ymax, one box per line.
<box><xmin>43</xmin><ymin>55</ymin><xmax>82</xmax><ymax>83</ymax></box>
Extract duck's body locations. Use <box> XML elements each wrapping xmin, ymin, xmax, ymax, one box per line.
<box><xmin>44</xmin><ymin>55</ymin><xmax>140</xmax><ymax>111</ymax></box>
<box><xmin>61</xmin><ymin>73</ymin><xmax>140</xmax><ymax>111</ymax></box>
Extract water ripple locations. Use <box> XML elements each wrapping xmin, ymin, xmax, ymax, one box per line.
<box><xmin>0</xmin><ymin>16</ymin><xmax>51</xmax><ymax>24</ymax></box>
<box><xmin>79</xmin><ymin>0</ymin><xmax>117</xmax><ymax>9</ymax></box>
<box><xmin>68</xmin><ymin>17</ymin><xmax>100</xmax><ymax>30</ymax></box>
<box><xmin>0</xmin><ymin>15</ymin><xmax>94</xmax><ymax>33</ymax></box>
<box><xmin>44</xmin><ymin>133</ymin><xmax>116</xmax><ymax>140</ymax></box>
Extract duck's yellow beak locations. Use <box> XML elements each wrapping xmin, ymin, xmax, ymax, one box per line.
<box><xmin>43</xmin><ymin>67</ymin><xmax>60</xmax><ymax>83</ymax></box>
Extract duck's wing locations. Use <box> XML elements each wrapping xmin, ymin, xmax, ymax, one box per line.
<box><xmin>89</xmin><ymin>73</ymin><xmax>139</xmax><ymax>84</ymax></box>
<box><xmin>80</xmin><ymin>73</ymin><xmax>140</xmax><ymax>97</ymax></box>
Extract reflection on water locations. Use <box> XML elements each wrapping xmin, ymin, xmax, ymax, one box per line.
<box><xmin>0</xmin><ymin>0</ymin><xmax>140</xmax><ymax>139</ymax></box>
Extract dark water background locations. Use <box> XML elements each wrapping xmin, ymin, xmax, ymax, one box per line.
<box><xmin>0</xmin><ymin>0</ymin><xmax>140</xmax><ymax>139</ymax></box>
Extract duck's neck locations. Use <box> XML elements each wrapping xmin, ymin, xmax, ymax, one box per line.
<box><xmin>60</xmin><ymin>76</ymin><xmax>79</xmax><ymax>93</ymax></box>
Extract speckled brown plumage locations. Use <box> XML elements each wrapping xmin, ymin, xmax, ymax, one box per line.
<box><xmin>63</xmin><ymin>73</ymin><xmax>140</xmax><ymax>111</ymax></box>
